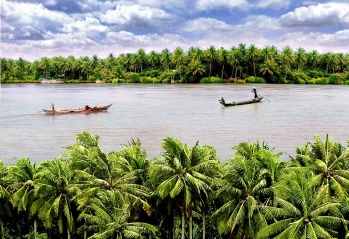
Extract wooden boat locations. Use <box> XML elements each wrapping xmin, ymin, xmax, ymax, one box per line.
<box><xmin>219</xmin><ymin>96</ymin><xmax>263</xmax><ymax>107</ymax></box>
<box><xmin>40</xmin><ymin>79</ymin><xmax>64</xmax><ymax>84</ymax></box>
<box><xmin>42</xmin><ymin>103</ymin><xmax>112</xmax><ymax>115</ymax></box>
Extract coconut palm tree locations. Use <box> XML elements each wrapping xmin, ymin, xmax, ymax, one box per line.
<box><xmin>149</xmin><ymin>137</ymin><xmax>220</xmax><ymax>239</ymax></box>
<box><xmin>294</xmin><ymin>47</ymin><xmax>307</xmax><ymax>71</ymax></box>
<box><xmin>31</xmin><ymin>159</ymin><xmax>78</xmax><ymax>239</ymax></box>
<box><xmin>8</xmin><ymin>158</ymin><xmax>39</xmax><ymax>236</ymax></box>
<box><xmin>65</xmin><ymin>131</ymin><xmax>151</xmax><ymax>217</ymax></box>
<box><xmin>204</xmin><ymin>45</ymin><xmax>217</xmax><ymax>77</ymax></box>
<box><xmin>172</xmin><ymin>47</ymin><xmax>185</xmax><ymax>80</ymax></box>
<box><xmin>211</xmin><ymin>141</ymin><xmax>279</xmax><ymax>239</ymax></box>
<box><xmin>247</xmin><ymin>44</ymin><xmax>260</xmax><ymax>77</ymax></box>
<box><xmin>79</xmin><ymin>190</ymin><xmax>157</xmax><ymax>239</ymax></box>
<box><xmin>0</xmin><ymin>160</ymin><xmax>11</xmax><ymax>239</ymax></box>
<box><xmin>280</xmin><ymin>46</ymin><xmax>294</xmax><ymax>82</ymax></box>
<box><xmin>161</xmin><ymin>48</ymin><xmax>172</xmax><ymax>71</ymax></box>
<box><xmin>290</xmin><ymin>134</ymin><xmax>349</xmax><ymax>201</ymax></box>
<box><xmin>258</xmin><ymin>169</ymin><xmax>347</xmax><ymax>239</ymax></box>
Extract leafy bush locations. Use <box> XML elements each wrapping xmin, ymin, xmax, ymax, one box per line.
<box><xmin>314</xmin><ymin>78</ymin><xmax>327</xmax><ymax>84</ymax></box>
<box><xmin>112</xmin><ymin>78</ymin><xmax>125</xmax><ymax>83</ymax></box>
<box><xmin>345</xmin><ymin>80</ymin><xmax>349</xmax><ymax>85</ymax></box>
<box><xmin>141</xmin><ymin>76</ymin><xmax>156</xmax><ymax>83</ymax></box>
<box><xmin>328</xmin><ymin>73</ymin><xmax>345</xmax><ymax>84</ymax></box>
<box><xmin>236</xmin><ymin>79</ymin><xmax>246</xmax><ymax>84</ymax></box>
<box><xmin>288</xmin><ymin>70</ymin><xmax>308</xmax><ymax>84</ymax></box>
<box><xmin>245</xmin><ymin>76</ymin><xmax>266</xmax><ymax>83</ymax></box>
<box><xmin>65</xmin><ymin>80</ymin><xmax>80</xmax><ymax>83</ymax></box>
<box><xmin>307</xmin><ymin>79</ymin><xmax>315</xmax><ymax>84</ymax></box>
<box><xmin>125</xmin><ymin>73</ymin><xmax>141</xmax><ymax>83</ymax></box>
<box><xmin>200</xmin><ymin>76</ymin><xmax>223</xmax><ymax>83</ymax></box>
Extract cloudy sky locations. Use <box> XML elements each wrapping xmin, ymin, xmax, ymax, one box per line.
<box><xmin>1</xmin><ymin>0</ymin><xmax>349</xmax><ymax>61</ymax></box>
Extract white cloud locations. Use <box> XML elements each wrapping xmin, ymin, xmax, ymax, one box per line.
<box><xmin>61</xmin><ymin>17</ymin><xmax>108</xmax><ymax>34</ymax></box>
<box><xmin>255</xmin><ymin>0</ymin><xmax>291</xmax><ymax>10</ymax></box>
<box><xmin>100</xmin><ymin>4</ymin><xmax>176</xmax><ymax>29</ymax></box>
<box><xmin>279</xmin><ymin>3</ymin><xmax>349</xmax><ymax>27</ymax></box>
<box><xmin>279</xmin><ymin>29</ymin><xmax>349</xmax><ymax>53</ymax></box>
<box><xmin>195</xmin><ymin>0</ymin><xmax>248</xmax><ymax>11</ymax></box>
<box><xmin>182</xmin><ymin>18</ymin><xmax>233</xmax><ymax>33</ymax></box>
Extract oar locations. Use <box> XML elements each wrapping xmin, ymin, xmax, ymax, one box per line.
<box><xmin>260</xmin><ymin>95</ymin><xmax>271</xmax><ymax>102</ymax></box>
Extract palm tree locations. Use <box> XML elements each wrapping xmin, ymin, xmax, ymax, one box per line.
<box><xmin>280</xmin><ymin>46</ymin><xmax>294</xmax><ymax>82</ymax></box>
<box><xmin>149</xmin><ymin>137</ymin><xmax>220</xmax><ymax>239</ymax></box>
<box><xmin>79</xmin><ymin>190</ymin><xmax>157</xmax><ymax>239</ymax></box>
<box><xmin>172</xmin><ymin>47</ymin><xmax>185</xmax><ymax>80</ymax></box>
<box><xmin>205</xmin><ymin>45</ymin><xmax>217</xmax><ymax>77</ymax></box>
<box><xmin>247</xmin><ymin>44</ymin><xmax>260</xmax><ymax>77</ymax></box>
<box><xmin>148</xmin><ymin>50</ymin><xmax>160</xmax><ymax>69</ymax></box>
<box><xmin>290</xmin><ymin>135</ymin><xmax>349</xmax><ymax>201</ymax></box>
<box><xmin>258</xmin><ymin>169</ymin><xmax>346</xmax><ymax>238</ymax></box>
<box><xmin>259</xmin><ymin>59</ymin><xmax>279</xmax><ymax>81</ymax></box>
<box><xmin>161</xmin><ymin>48</ymin><xmax>172</xmax><ymax>71</ymax></box>
<box><xmin>8</xmin><ymin>158</ymin><xmax>39</xmax><ymax>236</ymax></box>
<box><xmin>186</xmin><ymin>60</ymin><xmax>206</xmax><ymax>81</ymax></box>
<box><xmin>217</xmin><ymin>47</ymin><xmax>228</xmax><ymax>80</ymax></box>
<box><xmin>38</xmin><ymin>57</ymin><xmax>51</xmax><ymax>78</ymax></box>
<box><xmin>0</xmin><ymin>160</ymin><xmax>11</xmax><ymax>239</ymax></box>
<box><xmin>31</xmin><ymin>159</ymin><xmax>78</xmax><ymax>239</ymax></box>
<box><xmin>65</xmin><ymin>131</ymin><xmax>151</xmax><ymax>218</ymax></box>
<box><xmin>211</xmin><ymin>141</ymin><xmax>278</xmax><ymax>238</ymax></box>
<box><xmin>136</xmin><ymin>49</ymin><xmax>147</xmax><ymax>72</ymax></box>
<box><xmin>294</xmin><ymin>47</ymin><xmax>307</xmax><ymax>71</ymax></box>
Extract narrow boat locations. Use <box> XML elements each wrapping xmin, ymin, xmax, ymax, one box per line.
<box><xmin>40</xmin><ymin>79</ymin><xmax>65</xmax><ymax>84</ymax></box>
<box><xmin>219</xmin><ymin>96</ymin><xmax>263</xmax><ymax>107</ymax></box>
<box><xmin>42</xmin><ymin>103</ymin><xmax>112</xmax><ymax>115</ymax></box>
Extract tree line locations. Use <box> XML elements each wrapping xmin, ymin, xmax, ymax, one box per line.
<box><xmin>1</xmin><ymin>44</ymin><xmax>349</xmax><ymax>84</ymax></box>
<box><xmin>1</xmin><ymin>131</ymin><xmax>349</xmax><ymax>238</ymax></box>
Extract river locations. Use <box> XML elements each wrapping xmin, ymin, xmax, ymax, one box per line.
<box><xmin>0</xmin><ymin>83</ymin><xmax>348</xmax><ymax>164</ymax></box>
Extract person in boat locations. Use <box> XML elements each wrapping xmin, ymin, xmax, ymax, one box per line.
<box><xmin>84</xmin><ymin>105</ymin><xmax>92</xmax><ymax>110</ymax></box>
<box><xmin>51</xmin><ymin>103</ymin><xmax>55</xmax><ymax>111</ymax></box>
<box><xmin>221</xmin><ymin>97</ymin><xmax>225</xmax><ymax>104</ymax></box>
<box><xmin>251</xmin><ymin>87</ymin><xmax>258</xmax><ymax>99</ymax></box>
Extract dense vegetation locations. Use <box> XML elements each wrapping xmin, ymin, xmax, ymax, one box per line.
<box><xmin>1</xmin><ymin>44</ymin><xmax>349</xmax><ymax>84</ymax></box>
<box><xmin>1</xmin><ymin>131</ymin><xmax>349</xmax><ymax>238</ymax></box>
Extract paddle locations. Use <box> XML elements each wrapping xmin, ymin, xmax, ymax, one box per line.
<box><xmin>260</xmin><ymin>95</ymin><xmax>271</xmax><ymax>102</ymax></box>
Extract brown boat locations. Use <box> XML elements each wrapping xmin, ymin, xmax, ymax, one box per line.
<box><xmin>219</xmin><ymin>96</ymin><xmax>263</xmax><ymax>107</ymax></box>
<box><xmin>42</xmin><ymin>103</ymin><xmax>112</xmax><ymax>115</ymax></box>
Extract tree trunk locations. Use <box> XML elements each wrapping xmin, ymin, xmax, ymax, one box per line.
<box><xmin>0</xmin><ymin>218</ymin><xmax>4</xmax><ymax>239</ymax></box>
<box><xmin>67</xmin><ymin>224</ymin><xmax>71</xmax><ymax>239</ymax></box>
<box><xmin>202</xmin><ymin>209</ymin><xmax>206</xmax><ymax>239</ymax></box>
<box><xmin>189</xmin><ymin>205</ymin><xmax>192</xmax><ymax>239</ymax></box>
<box><xmin>209</xmin><ymin>62</ymin><xmax>212</xmax><ymax>77</ymax></box>
<box><xmin>221</xmin><ymin>65</ymin><xmax>224</xmax><ymax>80</ymax></box>
<box><xmin>34</xmin><ymin>215</ymin><xmax>37</xmax><ymax>239</ymax></box>
<box><xmin>173</xmin><ymin>210</ymin><xmax>176</xmax><ymax>239</ymax></box>
<box><xmin>181</xmin><ymin>204</ymin><xmax>185</xmax><ymax>239</ymax></box>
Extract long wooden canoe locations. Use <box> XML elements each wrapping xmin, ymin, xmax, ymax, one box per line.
<box><xmin>219</xmin><ymin>96</ymin><xmax>263</xmax><ymax>107</ymax></box>
<box><xmin>42</xmin><ymin>103</ymin><xmax>112</xmax><ymax>115</ymax></box>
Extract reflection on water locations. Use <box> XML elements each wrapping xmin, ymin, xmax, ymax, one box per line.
<box><xmin>1</xmin><ymin>83</ymin><xmax>349</xmax><ymax>163</ymax></box>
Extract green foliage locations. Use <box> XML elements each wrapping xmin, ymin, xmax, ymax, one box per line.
<box><xmin>314</xmin><ymin>77</ymin><xmax>327</xmax><ymax>84</ymax></box>
<box><xmin>287</xmin><ymin>70</ymin><xmax>309</xmax><ymax>84</ymax></box>
<box><xmin>141</xmin><ymin>76</ymin><xmax>156</xmax><ymax>83</ymax></box>
<box><xmin>236</xmin><ymin>79</ymin><xmax>246</xmax><ymax>84</ymax></box>
<box><xmin>200</xmin><ymin>76</ymin><xmax>223</xmax><ymax>83</ymax></box>
<box><xmin>245</xmin><ymin>76</ymin><xmax>266</xmax><ymax>83</ymax></box>
<box><xmin>328</xmin><ymin>73</ymin><xmax>345</xmax><ymax>84</ymax></box>
<box><xmin>112</xmin><ymin>78</ymin><xmax>126</xmax><ymax>83</ymax></box>
<box><xmin>125</xmin><ymin>72</ymin><xmax>141</xmax><ymax>83</ymax></box>
<box><xmin>65</xmin><ymin>80</ymin><xmax>80</xmax><ymax>83</ymax></box>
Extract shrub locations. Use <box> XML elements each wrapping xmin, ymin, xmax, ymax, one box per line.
<box><xmin>314</xmin><ymin>78</ymin><xmax>327</xmax><ymax>84</ymax></box>
<box><xmin>141</xmin><ymin>76</ymin><xmax>155</xmax><ymax>83</ymax></box>
<box><xmin>236</xmin><ymin>79</ymin><xmax>246</xmax><ymax>84</ymax></box>
<box><xmin>125</xmin><ymin>73</ymin><xmax>141</xmax><ymax>83</ymax></box>
<box><xmin>345</xmin><ymin>80</ymin><xmax>349</xmax><ymax>85</ymax></box>
<box><xmin>200</xmin><ymin>76</ymin><xmax>223</xmax><ymax>83</ymax></box>
<box><xmin>65</xmin><ymin>80</ymin><xmax>80</xmax><ymax>84</ymax></box>
<box><xmin>246</xmin><ymin>76</ymin><xmax>265</xmax><ymax>83</ymax></box>
<box><xmin>328</xmin><ymin>73</ymin><xmax>345</xmax><ymax>84</ymax></box>
<box><xmin>307</xmin><ymin>79</ymin><xmax>315</xmax><ymax>84</ymax></box>
<box><xmin>112</xmin><ymin>78</ymin><xmax>125</xmax><ymax>83</ymax></box>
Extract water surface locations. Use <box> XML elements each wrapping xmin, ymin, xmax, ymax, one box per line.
<box><xmin>1</xmin><ymin>83</ymin><xmax>348</xmax><ymax>164</ymax></box>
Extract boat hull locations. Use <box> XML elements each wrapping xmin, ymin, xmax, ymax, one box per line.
<box><xmin>219</xmin><ymin>96</ymin><xmax>263</xmax><ymax>107</ymax></box>
<box><xmin>42</xmin><ymin>103</ymin><xmax>112</xmax><ymax>115</ymax></box>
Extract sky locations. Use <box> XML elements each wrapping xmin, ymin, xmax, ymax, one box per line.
<box><xmin>1</xmin><ymin>0</ymin><xmax>349</xmax><ymax>61</ymax></box>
